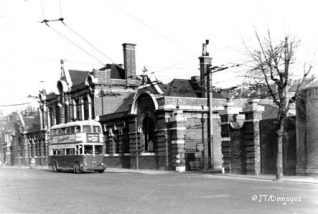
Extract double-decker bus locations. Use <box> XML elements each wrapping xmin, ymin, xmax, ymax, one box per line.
<box><xmin>48</xmin><ymin>120</ymin><xmax>106</xmax><ymax>173</ymax></box>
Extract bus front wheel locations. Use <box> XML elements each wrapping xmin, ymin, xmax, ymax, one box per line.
<box><xmin>74</xmin><ymin>163</ymin><xmax>80</xmax><ymax>174</ymax></box>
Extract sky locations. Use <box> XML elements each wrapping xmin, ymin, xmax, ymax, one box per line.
<box><xmin>0</xmin><ymin>0</ymin><xmax>318</xmax><ymax>114</ymax></box>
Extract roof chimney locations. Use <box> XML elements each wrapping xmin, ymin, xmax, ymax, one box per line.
<box><xmin>122</xmin><ymin>43</ymin><xmax>136</xmax><ymax>79</ymax></box>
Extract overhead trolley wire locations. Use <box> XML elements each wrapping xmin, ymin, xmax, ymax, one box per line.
<box><xmin>61</xmin><ymin>21</ymin><xmax>115</xmax><ymax>63</ymax></box>
<box><xmin>108</xmin><ymin>0</ymin><xmax>197</xmax><ymax>57</ymax></box>
<box><xmin>39</xmin><ymin>0</ymin><xmax>115</xmax><ymax>65</ymax></box>
<box><xmin>43</xmin><ymin>20</ymin><xmax>105</xmax><ymax>65</ymax></box>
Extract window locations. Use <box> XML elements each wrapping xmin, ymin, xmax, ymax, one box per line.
<box><xmin>84</xmin><ymin>145</ymin><xmax>93</xmax><ymax>154</ymax></box>
<box><xmin>142</xmin><ymin>116</ymin><xmax>155</xmax><ymax>152</ymax></box>
<box><xmin>58</xmin><ymin>149</ymin><xmax>66</xmax><ymax>155</ymax></box>
<box><xmin>83</xmin><ymin>125</ymin><xmax>92</xmax><ymax>133</ymax></box>
<box><xmin>95</xmin><ymin>145</ymin><xmax>103</xmax><ymax>155</ymax></box>
<box><xmin>66</xmin><ymin>148</ymin><xmax>75</xmax><ymax>155</ymax></box>
<box><xmin>93</xmin><ymin>126</ymin><xmax>101</xmax><ymax>133</ymax></box>
<box><xmin>76</xmin><ymin>145</ymin><xmax>83</xmax><ymax>155</ymax></box>
<box><xmin>75</xmin><ymin>126</ymin><xmax>81</xmax><ymax>133</ymax></box>
<box><xmin>61</xmin><ymin>128</ymin><xmax>66</xmax><ymax>135</ymax></box>
<box><xmin>66</xmin><ymin>127</ymin><xmax>72</xmax><ymax>134</ymax></box>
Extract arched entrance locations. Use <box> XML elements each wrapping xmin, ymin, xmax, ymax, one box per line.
<box><xmin>141</xmin><ymin>115</ymin><xmax>155</xmax><ymax>152</ymax></box>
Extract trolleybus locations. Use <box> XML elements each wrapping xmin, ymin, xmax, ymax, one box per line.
<box><xmin>48</xmin><ymin>120</ymin><xmax>106</xmax><ymax>173</ymax></box>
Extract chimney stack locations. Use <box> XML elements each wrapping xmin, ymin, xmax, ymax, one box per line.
<box><xmin>199</xmin><ymin>40</ymin><xmax>212</xmax><ymax>98</ymax></box>
<box><xmin>122</xmin><ymin>43</ymin><xmax>136</xmax><ymax>79</ymax></box>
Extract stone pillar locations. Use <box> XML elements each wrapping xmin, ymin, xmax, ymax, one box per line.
<box><xmin>87</xmin><ymin>94</ymin><xmax>92</xmax><ymax>120</ymax></box>
<box><xmin>23</xmin><ymin>136</ymin><xmax>29</xmax><ymax>166</ymax></box>
<box><xmin>242</xmin><ymin>99</ymin><xmax>264</xmax><ymax>175</ymax></box>
<box><xmin>5</xmin><ymin>144</ymin><xmax>11</xmax><ymax>166</ymax></box>
<box><xmin>39</xmin><ymin>106</ymin><xmax>43</xmax><ymax>129</ymax></box>
<box><xmin>155</xmin><ymin>112</ymin><xmax>170</xmax><ymax>170</ymax></box>
<box><xmin>107</xmin><ymin>128</ymin><xmax>116</xmax><ymax>155</ymax></box>
<box><xmin>52</xmin><ymin>107</ymin><xmax>57</xmax><ymax>126</ymax></box>
<box><xmin>32</xmin><ymin>140</ymin><xmax>36</xmax><ymax>158</ymax></box>
<box><xmin>80</xmin><ymin>97</ymin><xmax>85</xmax><ymax>121</ymax></box>
<box><xmin>43</xmin><ymin>104</ymin><xmax>48</xmax><ymax>130</ymax></box>
<box><xmin>72</xmin><ymin>99</ymin><xmax>77</xmax><ymax>121</ymax></box>
<box><xmin>168</xmin><ymin>107</ymin><xmax>186</xmax><ymax>172</ymax></box>
<box><xmin>117</xmin><ymin>128</ymin><xmax>124</xmax><ymax>154</ymax></box>
<box><xmin>128</xmin><ymin>116</ymin><xmax>141</xmax><ymax>169</ymax></box>
<box><xmin>219</xmin><ymin>102</ymin><xmax>242</xmax><ymax>173</ymax></box>
<box><xmin>47</xmin><ymin>108</ymin><xmax>51</xmax><ymax>128</ymax></box>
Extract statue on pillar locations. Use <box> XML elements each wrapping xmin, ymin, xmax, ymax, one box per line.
<box><xmin>202</xmin><ymin>39</ymin><xmax>210</xmax><ymax>56</ymax></box>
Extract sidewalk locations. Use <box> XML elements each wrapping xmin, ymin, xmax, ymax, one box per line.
<box><xmin>106</xmin><ymin>167</ymin><xmax>318</xmax><ymax>184</ymax></box>
<box><xmin>2</xmin><ymin>166</ymin><xmax>318</xmax><ymax>184</ymax></box>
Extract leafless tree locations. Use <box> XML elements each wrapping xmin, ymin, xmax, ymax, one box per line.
<box><xmin>246</xmin><ymin>30</ymin><xmax>313</xmax><ymax>180</ymax></box>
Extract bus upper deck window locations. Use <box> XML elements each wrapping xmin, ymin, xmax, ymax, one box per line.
<box><xmin>83</xmin><ymin>125</ymin><xmax>92</xmax><ymax>133</ymax></box>
<box><xmin>75</xmin><ymin>126</ymin><xmax>80</xmax><ymax>133</ymax></box>
<box><xmin>70</xmin><ymin>126</ymin><xmax>75</xmax><ymax>134</ymax></box>
<box><xmin>93</xmin><ymin>126</ymin><xmax>101</xmax><ymax>133</ymax></box>
<box><xmin>66</xmin><ymin>127</ymin><xmax>72</xmax><ymax>134</ymax></box>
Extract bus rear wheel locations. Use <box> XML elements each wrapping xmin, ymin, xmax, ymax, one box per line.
<box><xmin>74</xmin><ymin>163</ymin><xmax>80</xmax><ymax>174</ymax></box>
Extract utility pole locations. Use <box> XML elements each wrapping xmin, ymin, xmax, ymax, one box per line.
<box><xmin>199</xmin><ymin>40</ymin><xmax>236</xmax><ymax>171</ymax></box>
<box><xmin>199</xmin><ymin>40</ymin><xmax>212</xmax><ymax>169</ymax></box>
<box><xmin>207</xmin><ymin>65</ymin><xmax>213</xmax><ymax>169</ymax></box>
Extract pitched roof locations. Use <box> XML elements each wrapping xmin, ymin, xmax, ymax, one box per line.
<box><xmin>68</xmin><ymin>70</ymin><xmax>90</xmax><ymax>86</ymax></box>
<box><xmin>100</xmin><ymin>64</ymin><xmax>125</xmax><ymax>79</ymax></box>
<box><xmin>159</xmin><ymin>79</ymin><xmax>224</xmax><ymax>98</ymax></box>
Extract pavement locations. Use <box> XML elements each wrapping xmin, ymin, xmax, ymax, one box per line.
<box><xmin>105</xmin><ymin>167</ymin><xmax>318</xmax><ymax>184</ymax></box>
<box><xmin>2</xmin><ymin>165</ymin><xmax>318</xmax><ymax>184</ymax></box>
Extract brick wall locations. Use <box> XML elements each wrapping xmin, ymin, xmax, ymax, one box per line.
<box><xmin>260</xmin><ymin>117</ymin><xmax>296</xmax><ymax>175</ymax></box>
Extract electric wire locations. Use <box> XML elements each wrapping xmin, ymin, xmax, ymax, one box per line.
<box><xmin>39</xmin><ymin>0</ymin><xmax>113</xmax><ymax>65</ymax></box>
<box><xmin>0</xmin><ymin>102</ymin><xmax>32</xmax><ymax>107</ymax></box>
<box><xmin>61</xmin><ymin>21</ymin><xmax>115</xmax><ymax>63</ymax></box>
<box><xmin>108</xmin><ymin>0</ymin><xmax>196</xmax><ymax>57</ymax></box>
<box><xmin>44</xmin><ymin>22</ymin><xmax>105</xmax><ymax>65</ymax></box>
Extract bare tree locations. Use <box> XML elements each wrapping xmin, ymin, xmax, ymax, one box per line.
<box><xmin>246</xmin><ymin>31</ymin><xmax>313</xmax><ymax>180</ymax></box>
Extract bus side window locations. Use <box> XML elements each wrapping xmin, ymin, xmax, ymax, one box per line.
<box><xmin>62</xmin><ymin>128</ymin><xmax>66</xmax><ymax>135</ymax></box>
<box><xmin>77</xmin><ymin>145</ymin><xmax>83</xmax><ymax>155</ymax></box>
<box><xmin>75</xmin><ymin>126</ymin><xmax>81</xmax><ymax>133</ymax></box>
<box><xmin>93</xmin><ymin>126</ymin><xmax>101</xmax><ymax>133</ymax></box>
<box><xmin>66</xmin><ymin>127</ymin><xmax>71</xmax><ymax>134</ymax></box>
<box><xmin>70</xmin><ymin>126</ymin><xmax>75</xmax><ymax>134</ymax></box>
<box><xmin>83</xmin><ymin>125</ymin><xmax>92</xmax><ymax>133</ymax></box>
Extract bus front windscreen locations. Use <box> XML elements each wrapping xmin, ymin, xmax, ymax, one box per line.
<box><xmin>84</xmin><ymin>145</ymin><xmax>93</xmax><ymax>154</ymax></box>
<box><xmin>95</xmin><ymin>145</ymin><xmax>103</xmax><ymax>155</ymax></box>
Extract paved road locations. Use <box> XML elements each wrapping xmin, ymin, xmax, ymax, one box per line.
<box><xmin>0</xmin><ymin>168</ymin><xmax>317</xmax><ymax>214</ymax></box>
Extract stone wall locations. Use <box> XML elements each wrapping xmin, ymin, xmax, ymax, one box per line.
<box><xmin>220</xmin><ymin>100</ymin><xmax>264</xmax><ymax>175</ymax></box>
<box><xmin>260</xmin><ymin>117</ymin><xmax>296</xmax><ymax>175</ymax></box>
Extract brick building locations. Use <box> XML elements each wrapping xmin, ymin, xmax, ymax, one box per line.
<box><xmin>38</xmin><ymin>42</ymin><xmax>228</xmax><ymax>171</ymax></box>
<box><xmin>0</xmin><ymin>108</ymin><xmax>44</xmax><ymax>166</ymax></box>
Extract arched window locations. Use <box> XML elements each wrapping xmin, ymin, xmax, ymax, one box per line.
<box><xmin>142</xmin><ymin>116</ymin><xmax>155</xmax><ymax>152</ymax></box>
